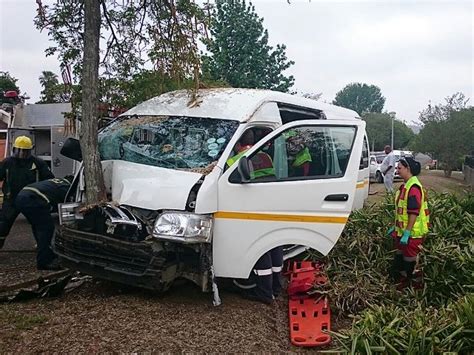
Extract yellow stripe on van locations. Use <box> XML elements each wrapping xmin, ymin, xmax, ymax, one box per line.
<box><xmin>214</xmin><ymin>211</ymin><xmax>348</xmax><ymax>224</ymax></box>
<box><xmin>356</xmin><ymin>179</ymin><xmax>369</xmax><ymax>189</ymax></box>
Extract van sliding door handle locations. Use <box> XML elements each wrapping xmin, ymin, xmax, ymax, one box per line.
<box><xmin>324</xmin><ymin>194</ymin><xmax>349</xmax><ymax>202</ymax></box>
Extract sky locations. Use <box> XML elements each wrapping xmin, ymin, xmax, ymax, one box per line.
<box><xmin>0</xmin><ymin>0</ymin><xmax>472</xmax><ymax>124</ymax></box>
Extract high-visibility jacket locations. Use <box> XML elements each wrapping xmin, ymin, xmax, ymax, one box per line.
<box><xmin>250</xmin><ymin>152</ymin><xmax>275</xmax><ymax>179</ymax></box>
<box><xmin>226</xmin><ymin>149</ymin><xmax>249</xmax><ymax>168</ymax></box>
<box><xmin>292</xmin><ymin>147</ymin><xmax>312</xmax><ymax>168</ymax></box>
<box><xmin>226</xmin><ymin>149</ymin><xmax>275</xmax><ymax>178</ymax></box>
<box><xmin>394</xmin><ymin>176</ymin><xmax>429</xmax><ymax>238</ymax></box>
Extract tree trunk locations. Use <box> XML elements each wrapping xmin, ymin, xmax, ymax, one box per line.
<box><xmin>81</xmin><ymin>0</ymin><xmax>106</xmax><ymax>204</ymax></box>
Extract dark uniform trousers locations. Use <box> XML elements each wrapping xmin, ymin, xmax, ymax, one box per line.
<box><xmin>234</xmin><ymin>246</ymin><xmax>284</xmax><ymax>303</ymax></box>
<box><xmin>0</xmin><ymin>199</ymin><xmax>21</xmax><ymax>245</ymax></box>
<box><xmin>14</xmin><ymin>191</ymin><xmax>56</xmax><ymax>268</ymax></box>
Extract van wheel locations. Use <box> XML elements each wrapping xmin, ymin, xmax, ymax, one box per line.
<box><xmin>376</xmin><ymin>171</ymin><xmax>383</xmax><ymax>183</ymax></box>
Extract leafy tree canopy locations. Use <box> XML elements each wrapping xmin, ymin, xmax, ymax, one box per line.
<box><xmin>100</xmin><ymin>70</ymin><xmax>226</xmax><ymax>110</ymax></box>
<box><xmin>333</xmin><ymin>83</ymin><xmax>385</xmax><ymax>115</ymax></box>
<box><xmin>362</xmin><ymin>112</ymin><xmax>415</xmax><ymax>151</ymax></box>
<box><xmin>36</xmin><ymin>0</ymin><xmax>207</xmax><ymax>82</ymax></box>
<box><xmin>202</xmin><ymin>0</ymin><xmax>295</xmax><ymax>92</ymax></box>
<box><xmin>0</xmin><ymin>71</ymin><xmax>21</xmax><ymax>106</ymax></box>
<box><xmin>411</xmin><ymin>98</ymin><xmax>473</xmax><ymax>177</ymax></box>
<box><xmin>37</xmin><ymin>70</ymin><xmax>73</xmax><ymax>103</ymax></box>
<box><xmin>0</xmin><ymin>71</ymin><xmax>20</xmax><ymax>94</ymax></box>
<box><xmin>419</xmin><ymin>92</ymin><xmax>470</xmax><ymax>123</ymax></box>
<box><xmin>35</xmin><ymin>0</ymin><xmax>209</xmax><ymax>112</ymax></box>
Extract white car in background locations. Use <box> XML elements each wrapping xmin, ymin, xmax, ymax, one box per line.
<box><xmin>370</xmin><ymin>150</ymin><xmax>413</xmax><ymax>183</ymax></box>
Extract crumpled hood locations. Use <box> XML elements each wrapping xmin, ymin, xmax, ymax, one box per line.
<box><xmin>102</xmin><ymin>160</ymin><xmax>202</xmax><ymax>211</ymax></box>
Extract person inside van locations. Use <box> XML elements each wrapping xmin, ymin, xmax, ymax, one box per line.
<box><xmin>286</xmin><ymin>130</ymin><xmax>312</xmax><ymax>177</ymax></box>
<box><xmin>226</xmin><ymin>130</ymin><xmax>255</xmax><ymax>168</ymax></box>
<box><xmin>226</xmin><ymin>130</ymin><xmax>281</xmax><ymax>304</ymax></box>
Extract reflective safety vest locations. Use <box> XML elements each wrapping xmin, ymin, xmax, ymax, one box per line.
<box><xmin>250</xmin><ymin>152</ymin><xmax>275</xmax><ymax>179</ymax></box>
<box><xmin>226</xmin><ymin>149</ymin><xmax>275</xmax><ymax>178</ymax></box>
<box><xmin>226</xmin><ymin>148</ymin><xmax>250</xmax><ymax>167</ymax></box>
<box><xmin>394</xmin><ymin>176</ymin><xmax>429</xmax><ymax>238</ymax></box>
<box><xmin>292</xmin><ymin>147</ymin><xmax>312</xmax><ymax>168</ymax></box>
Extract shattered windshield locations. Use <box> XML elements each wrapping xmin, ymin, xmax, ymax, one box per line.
<box><xmin>99</xmin><ymin>115</ymin><xmax>239</xmax><ymax>170</ymax></box>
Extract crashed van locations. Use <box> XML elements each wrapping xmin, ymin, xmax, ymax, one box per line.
<box><xmin>56</xmin><ymin>89</ymin><xmax>369</xmax><ymax>299</ymax></box>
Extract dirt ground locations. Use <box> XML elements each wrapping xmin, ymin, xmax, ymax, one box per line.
<box><xmin>367</xmin><ymin>170</ymin><xmax>468</xmax><ymax>204</ymax></box>
<box><xmin>0</xmin><ymin>170</ymin><xmax>470</xmax><ymax>353</ymax></box>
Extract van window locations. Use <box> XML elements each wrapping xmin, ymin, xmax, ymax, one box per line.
<box><xmin>225</xmin><ymin>126</ymin><xmax>273</xmax><ymax>169</ymax></box>
<box><xmin>277</xmin><ymin>103</ymin><xmax>324</xmax><ymax>124</ymax></box>
<box><xmin>359</xmin><ymin>135</ymin><xmax>369</xmax><ymax>169</ymax></box>
<box><xmin>240</xmin><ymin>125</ymin><xmax>356</xmax><ymax>182</ymax></box>
<box><xmin>98</xmin><ymin>115</ymin><xmax>239</xmax><ymax>169</ymax></box>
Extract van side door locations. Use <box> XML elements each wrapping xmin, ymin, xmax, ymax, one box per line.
<box><xmin>213</xmin><ymin>119</ymin><xmax>365</xmax><ymax>278</ymax></box>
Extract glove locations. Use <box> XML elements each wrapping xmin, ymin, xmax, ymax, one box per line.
<box><xmin>400</xmin><ymin>230</ymin><xmax>411</xmax><ymax>245</ymax></box>
<box><xmin>386</xmin><ymin>226</ymin><xmax>395</xmax><ymax>237</ymax></box>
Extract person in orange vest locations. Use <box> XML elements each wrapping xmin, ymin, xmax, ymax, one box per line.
<box><xmin>387</xmin><ymin>157</ymin><xmax>429</xmax><ymax>290</ymax></box>
<box><xmin>226</xmin><ymin>130</ymin><xmax>255</xmax><ymax>168</ymax></box>
<box><xmin>0</xmin><ymin>136</ymin><xmax>54</xmax><ymax>248</ymax></box>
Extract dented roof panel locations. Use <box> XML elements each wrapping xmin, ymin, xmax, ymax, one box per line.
<box><xmin>121</xmin><ymin>88</ymin><xmax>359</xmax><ymax>122</ymax></box>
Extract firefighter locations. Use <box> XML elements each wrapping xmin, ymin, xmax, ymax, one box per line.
<box><xmin>0</xmin><ymin>136</ymin><xmax>54</xmax><ymax>248</ymax></box>
<box><xmin>14</xmin><ymin>177</ymin><xmax>71</xmax><ymax>270</ymax></box>
<box><xmin>387</xmin><ymin>157</ymin><xmax>429</xmax><ymax>290</ymax></box>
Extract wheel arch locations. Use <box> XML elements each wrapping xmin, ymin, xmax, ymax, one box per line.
<box><xmin>235</xmin><ymin>227</ymin><xmax>336</xmax><ymax>279</ymax></box>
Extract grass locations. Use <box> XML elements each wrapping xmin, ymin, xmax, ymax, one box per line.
<box><xmin>0</xmin><ymin>309</ymin><xmax>48</xmax><ymax>330</ymax></box>
<box><xmin>310</xmin><ymin>191</ymin><xmax>474</xmax><ymax>353</ymax></box>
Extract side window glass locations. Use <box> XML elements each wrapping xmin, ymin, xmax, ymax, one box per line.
<box><xmin>225</xmin><ymin>127</ymin><xmax>273</xmax><ymax>170</ymax></box>
<box><xmin>247</xmin><ymin>125</ymin><xmax>356</xmax><ymax>182</ymax></box>
<box><xmin>359</xmin><ymin>136</ymin><xmax>369</xmax><ymax>169</ymax></box>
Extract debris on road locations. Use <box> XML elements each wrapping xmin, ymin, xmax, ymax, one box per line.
<box><xmin>0</xmin><ymin>270</ymin><xmax>73</xmax><ymax>302</ymax></box>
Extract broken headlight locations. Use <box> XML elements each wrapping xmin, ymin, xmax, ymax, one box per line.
<box><xmin>153</xmin><ymin>212</ymin><xmax>213</xmax><ymax>243</ymax></box>
<box><xmin>58</xmin><ymin>202</ymin><xmax>83</xmax><ymax>225</ymax></box>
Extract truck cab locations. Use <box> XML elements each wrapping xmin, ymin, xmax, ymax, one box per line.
<box><xmin>56</xmin><ymin>89</ymin><xmax>368</xmax><ymax>295</ymax></box>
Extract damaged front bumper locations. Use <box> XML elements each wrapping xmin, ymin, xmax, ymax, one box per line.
<box><xmin>54</xmin><ymin>227</ymin><xmax>172</xmax><ymax>291</ymax></box>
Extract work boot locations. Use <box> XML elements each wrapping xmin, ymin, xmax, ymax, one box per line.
<box><xmin>412</xmin><ymin>270</ymin><xmax>424</xmax><ymax>290</ymax></box>
<box><xmin>37</xmin><ymin>258</ymin><xmax>64</xmax><ymax>271</ymax></box>
<box><xmin>242</xmin><ymin>288</ymin><xmax>274</xmax><ymax>305</ymax></box>
<box><xmin>396</xmin><ymin>276</ymin><xmax>409</xmax><ymax>291</ymax></box>
<box><xmin>390</xmin><ymin>254</ymin><xmax>404</xmax><ymax>281</ymax></box>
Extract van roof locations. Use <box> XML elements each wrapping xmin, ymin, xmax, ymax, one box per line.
<box><xmin>122</xmin><ymin>88</ymin><xmax>360</xmax><ymax>122</ymax></box>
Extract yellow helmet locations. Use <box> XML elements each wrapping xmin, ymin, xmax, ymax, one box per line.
<box><xmin>13</xmin><ymin>136</ymin><xmax>33</xmax><ymax>150</ymax></box>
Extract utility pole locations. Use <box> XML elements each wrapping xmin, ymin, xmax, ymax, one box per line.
<box><xmin>389</xmin><ymin>112</ymin><xmax>396</xmax><ymax>149</ymax></box>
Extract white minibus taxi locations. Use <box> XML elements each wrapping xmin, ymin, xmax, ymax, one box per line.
<box><xmin>57</xmin><ymin>88</ymin><xmax>369</xmax><ymax>300</ymax></box>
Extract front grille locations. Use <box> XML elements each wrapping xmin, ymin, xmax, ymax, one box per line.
<box><xmin>55</xmin><ymin>227</ymin><xmax>165</xmax><ymax>277</ymax></box>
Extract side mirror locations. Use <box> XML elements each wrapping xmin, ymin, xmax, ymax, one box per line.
<box><xmin>238</xmin><ymin>156</ymin><xmax>251</xmax><ymax>183</ymax></box>
<box><xmin>60</xmin><ymin>137</ymin><xmax>83</xmax><ymax>162</ymax></box>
